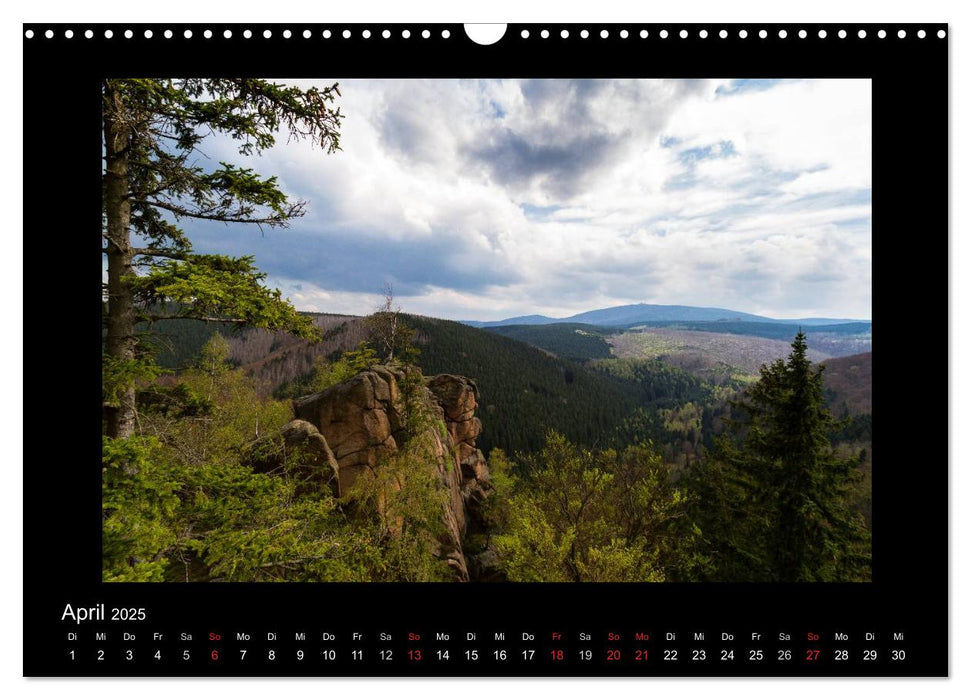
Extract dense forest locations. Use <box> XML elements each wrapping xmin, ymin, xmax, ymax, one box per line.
<box><xmin>106</xmin><ymin>314</ymin><xmax>872</xmax><ymax>583</ymax></box>
<box><xmin>102</xmin><ymin>78</ymin><xmax>871</xmax><ymax>585</ymax></box>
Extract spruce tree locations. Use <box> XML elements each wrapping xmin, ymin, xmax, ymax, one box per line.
<box><xmin>690</xmin><ymin>332</ymin><xmax>870</xmax><ymax>582</ymax></box>
<box><xmin>103</xmin><ymin>79</ymin><xmax>343</xmax><ymax>438</ymax></box>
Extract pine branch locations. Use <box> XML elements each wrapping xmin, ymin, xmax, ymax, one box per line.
<box><xmin>132</xmin><ymin>247</ymin><xmax>189</xmax><ymax>260</ymax></box>
<box><xmin>135</xmin><ymin>198</ymin><xmax>302</xmax><ymax>225</ymax></box>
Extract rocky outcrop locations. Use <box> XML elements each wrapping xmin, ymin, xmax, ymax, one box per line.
<box><xmin>244</xmin><ymin>419</ymin><xmax>340</xmax><ymax>496</ymax></box>
<box><xmin>293</xmin><ymin>366</ymin><xmax>407</xmax><ymax>497</ymax></box>
<box><xmin>291</xmin><ymin>366</ymin><xmax>491</xmax><ymax>581</ymax></box>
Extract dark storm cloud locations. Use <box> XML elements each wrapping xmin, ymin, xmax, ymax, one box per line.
<box><xmin>183</xmin><ymin>219</ymin><xmax>522</xmax><ymax>297</ymax></box>
<box><xmin>472</xmin><ymin>128</ymin><xmax>620</xmax><ymax>198</ymax></box>
<box><xmin>467</xmin><ymin>79</ymin><xmax>709</xmax><ymax>199</ymax></box>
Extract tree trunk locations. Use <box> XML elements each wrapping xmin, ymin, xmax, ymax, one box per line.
<box><xmin>103</xmin><ymin>82</ymin><xmax>137</xmax><ymax>438</ymax></box>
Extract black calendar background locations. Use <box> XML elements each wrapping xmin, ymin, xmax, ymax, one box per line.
<box><xmin>21</xmin><ymin>23</ymin><xmax>947</xmax><ymax>677</ymax></box>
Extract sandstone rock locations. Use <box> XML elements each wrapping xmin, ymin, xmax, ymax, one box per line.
<box><xmin>292</xmin><ymin>367</ymin><xmax>494</xmax><ymax>581</ymax></box>
<box><xmin>427</xmin><ymin>374</ymin><xmax>478</xmax><ymax>423</ymax></box>
<box><xmin>244</xmin><ymin>419</ymin><xmax>340</xmax><ymax>496</ymax></box>
<box><xmin>293</xmin><ymin>367</ymin><xmax>407</xmax><ymax>496</ymax></box>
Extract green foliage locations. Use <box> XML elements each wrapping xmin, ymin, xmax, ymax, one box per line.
<box><xmin>490</xmin><ymin>432</ymin><xmax>706</xmax><ymax>582</ymax></box>
<box><xmin>343</xmin><ymin>342</ymin><xmax>381</xmax><ymax>373</ymax></box>
<box><xmin>133</xmin><ymin>316</ymin><xmax>241</xmax><ymax>370</ymax></box>
<box><xmin>102</xmin><ymin>353</ymin><xmax>165</xmax><ymax>408</ymax></box>
<box><xmin>102</xmin><ymin>432</ymin><xmax>376</xmax><ymax>582</ymax></box>
<box><xmin>139</xmin><ymin>334</ymin><xmax>293</xmax><ymax>463</ymax></box>
<box><xmin>131</xmin><ymin>255</ymin><xmax>320</xmax><ymax>341</ymax></box>
<box><xmin>685</xmin><ymin>332</ymin><xmax>870</xmax><ymax>582</ymax></box>
<box><xmin>178</xmin><ymin>461</ymin><xmax>368</xmax><ymax>582</ymax></box>
<box><xmin>276</xmin><ymin>342</ymin><xmax>379</xmax><ymax>399</ymax></box>
<box><xmin>102</xmin><ymin>436</ymin><xmax>181</xmax><ymax>582</ymax></box>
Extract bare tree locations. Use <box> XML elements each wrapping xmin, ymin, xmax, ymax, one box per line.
<box><xmin>366</xmin><ymin>284</ymin><xmax>415</xmax><ymax>364</ymax></box>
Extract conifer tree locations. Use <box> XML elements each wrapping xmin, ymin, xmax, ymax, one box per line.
<box><xmin>103</xmin><ymin>79</ymin><xmax>342</xmax><ymax>438</ymax></box>
<box><xmin>701</xmin><ymin>332</ymin><xmax>869</xmax><ymax>581</ymax></box>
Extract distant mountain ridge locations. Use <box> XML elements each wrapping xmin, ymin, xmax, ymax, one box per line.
<box><xmin>462</xmin><ymin>303</ymin><xmax>869</xmax><ymax>328</ymax></box>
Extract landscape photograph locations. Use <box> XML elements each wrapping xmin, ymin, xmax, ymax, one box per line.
<box><xmin>102</xmin><ymin>77</ymin><xmax>872</xmax><ymax>583</ymax></box>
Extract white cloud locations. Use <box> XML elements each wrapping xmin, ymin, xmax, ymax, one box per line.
<box><xmin>186</xmin><ymin>78</ymin><xmax>872</xmax><ymax>321</ymax></box>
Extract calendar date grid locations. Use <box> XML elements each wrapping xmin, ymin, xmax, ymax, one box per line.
<box><xmin>59</xmin><ymin>626</ymin><xmax>911</xmax><ymax>672</ymax></box>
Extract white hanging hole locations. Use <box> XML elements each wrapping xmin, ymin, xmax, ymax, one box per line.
<box><xmin>759</xmin><ymin>29</ymin><xmax>768</xmax><ymax>39</ymax></box>
<box><xmin>343</xmin><ymin>29</ymin><xmax>352</xmax><ymax>39</ymax></box>
<box><xmin>897</xmin><ymin>29</ymin><xmax>906</xmax><ymax>39</ymax></box>
<box><xmin>818</xmin><ymin>29</ymin><xmax>827</xmax><ymax>39</ymax></box>
<box><xmin>381</xmin><ymin>29</ymin><xmax>390</xmax><ymax>39</ymax></box>
<box><xmin>323</xmin><ymin>29</ymin><xmax>332</xmax><ymax>38</ymax></box>
<box><xmin>778</xmin><ymin>29</ymin><xmax>787</xmax><ymax>39</ymax></box>
<box><xmin>600</xmin><ymin>29</ymin><xmax>609</xmax><ymax>39</ymax></box>
<box><xmin>640</xmin><ymin>29</ymin><xmax>648</xmax><ymax>38</ymax></box>
<box><xmin>282</xmin><ymin>29</ymin><xmax>291</xmax><ymax>38</ymax></box>
<box><xmin>243</xmin><ymin>29</ymin><xmax>252</xmax><ymax>39</ymax></box>
<box><xmin>124</xmin><ymin>29</ymin><xmax>133</xmax><ymax>39</ymax></box>
<box><xmin>580</xmin><ymin>29</ymin><xmax>589</xmax><ymax>39</ymax></box>
<box><xmin>719</xmin><ymin>29</ymin><xmax>727</xmax><ymax>39</ymax></box>
<box><xmin>520</xmin><ymin>29</ymin><xmax>529</xmax><ymax>39</ymax></box>
<box><xmin>144</xmin><ymin>29</ymin><xmax>154</xmax><ymax>39</ymax></box>
<box><xmin>938</xmin><ymin>29</ymin><xmax>946</xmax><ymax>38</ymax></box>
<box><xmin>85</xmin><ymin>30</ymin><xmax>93</xmax><ymax>38</ymax></box>
<box><xmin>164</xmin><ymin>29</ymin><xmax>172</xmax><ymax>39</ymax></box>
<box><xmin>223</xmin><ymin>29</ymin><xmax>232</xmax><ymax>39</ymax></box>
<box><xmin>441</xmin><ymin>29</ymin><xmax>450</xmax><ymax>39</ymax></box>
<box><xmin>660</xmin><ymin>29</ymin><xmax>668</xmax><ymax>39</ymax></box>
<box><xmin>464</xmin><ymin>23</ymin><xmax>506</xmax><ymax>45</ymax></box>
<box><xmin>620</xmin><ymin>29</ymin><xmax>628</xmax><ymax>38</ymax></box>
<box><xmin>560</xmin><ymin>29</ymin><xmax>569</xmax><ymax>39</ymax></box>
<box><xmin>739</xmin><ymin>29</ymin><xmax>748</xmax><ymax>38</ymax></box>
<box><xmin>264</xmin><ymin>29</ymin><xmax>272</xmax><ymax>39</ymax></box>
<box><xmin>44</xmin><ymin>29</ymin><xmax>53</xmax><ymax>38</ymax></box>
<box><xmin>858</xmin><ymin>29</ymin><xmax>867</xmax><ymax>38</ymax></box>
<box><xmin>422</xmin><ymin>29</ymin><xmax>430</xmax><ymax>39</ymax></box>
<box><xmin>24</xmin><ymin>29</ymin><xmax>34</xmax><ymax>39</ymax></box>
<box><xmin>917</xmin><ymin>29</ymin><xmax>926</xmax><ymax>38</ymax></box>
<box><xmin>799</xmin><ymin>29</ymin><xmax>807</xmax><ymax>39</ymax></box>
<box><xmin>838</xmin><ymin>29</ymin><xmax>847</xmax><ymax>39</ymax></box>
<box><xmin>679</xmin><ymin>29</ymin><xmax>688</xmax><ymax>39</ymax></box>
<box><xmin>699</xmin><ymin>29</ymin><xmax>708</xmax><ymax>39</ymax></box>
<box><xmin>878</xmin><ymin>29</ymin><xmax>886</xmax><ymax>39</ymax></box>
<box><xmin>203</xmin><ymin>29</ymin><xmax>212</xmax><ymax>39</ymax></box>
<box><xmin>401</xmin><ymin>29</ymin><xmax>410</xmax><ymax>39</ymax></box>
<box><xmin>65</xmin><ymin>29</ymin><xmax>74</xmax><ymax>39</ymax></box>
<box><xmin>104</xmin><ymin>29</ymin><xmax>113</xmax><ymax>38</ymax></box>
<box><xmin>363</xmin><ymin>29</ymin><xmax>371</xmax><ymax>39</ymax></box>
<box><xmin>184</xmin><ymin>29</ymin><xmax>193</xmax><ymax>39</ymax></box>
<box><xmin>540</xmin><ymin>29</ymin><xmax>549</xmax><ymax>39</ymax></box>
<box><xmin>302</xmin><ymin>29</ymin><xmax>311</xmax><ymax>39</ymax></box>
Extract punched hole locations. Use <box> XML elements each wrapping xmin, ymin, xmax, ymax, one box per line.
<box><xmin>464</xmin><ymin>24</ymin><xmax>507</xmax><ymax>45</ymax></box>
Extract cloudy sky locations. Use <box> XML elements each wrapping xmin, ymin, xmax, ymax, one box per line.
<box><xmin>189</xmin><ymin>78</ymin><xmax>871</xmax><ymax>321</ymax></box>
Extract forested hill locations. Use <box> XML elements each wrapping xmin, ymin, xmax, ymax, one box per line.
<box><xmin>822</xmin><ymin>352</ymin><xmax>872</xmax><ymax>416</ymax></box>
<box><xmin>143</xmin><ymin>313</ymin><xmax>640</xmax><ymax>456</ymax></box>
<box><xmin>142</xmin><ymin>312</ymin><xmax>871</xmax><ymax>460</ymax></box>
<box><xmin>407</xmin><ymin>316</ymin><xmax>638</xmax><ymax>454</ymax></box>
